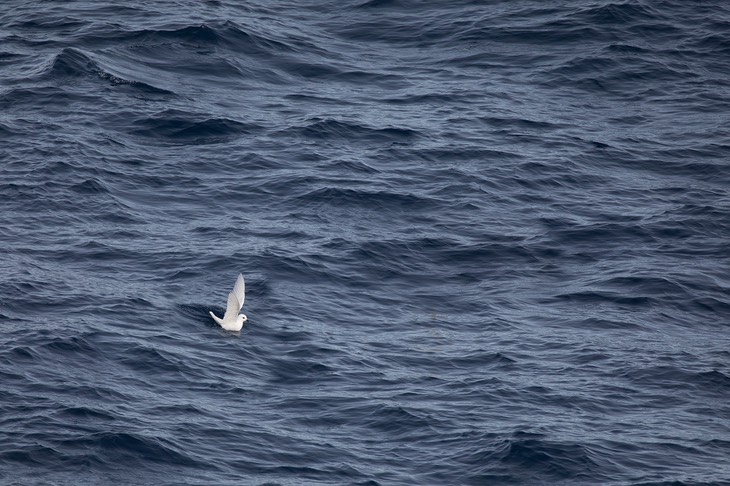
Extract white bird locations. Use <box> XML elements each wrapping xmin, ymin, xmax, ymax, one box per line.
<box><xmin>209</xmin><ymin>273</ymin><xmax>247</xmax><ymax>331</ymax></box>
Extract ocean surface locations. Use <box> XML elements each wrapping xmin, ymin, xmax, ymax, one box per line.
<box><xmin>1</xmin><ymin>1</ymin><xmax>729</xmax><ymax>484</ymax></box>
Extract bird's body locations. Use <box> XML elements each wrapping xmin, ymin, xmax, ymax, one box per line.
<box><xmin>210</xmin><ymin>273</ymin><xmax>247</xmax><ymax>331</ymax></box>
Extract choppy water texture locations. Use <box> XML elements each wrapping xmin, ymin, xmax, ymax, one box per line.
<box><xmin>1</xmin><ymin>1</ymin><xmax>729</xmax><ymax>484</ymax></box>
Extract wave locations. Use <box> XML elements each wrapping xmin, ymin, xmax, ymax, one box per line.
<box><xmin>37</xmin><ymin>47</ymin><xmax>175</xmax><ymax>95</ymax></box>
<box><xmin>281</xmin><ymin>118</ymin><xmax>421</xmax><ymax>143</ymax></box>
<box><xmin>127</xmin><ymin>109</ymin><xmax>262</xmax><ymax>144</ymax></box>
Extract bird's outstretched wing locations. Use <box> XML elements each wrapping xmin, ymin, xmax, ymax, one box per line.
<box><xmin>222</xmin><ymin>274</ymin><xmax>245</xmax><ymax>322</ymax></box>
<box><xmin>232</xmin><ymin>273</ymin><xmax>245</xmax><ymax>310</ymax></box>
<box><xmin>223</xmin><ymin>292</ymin><xmax>240</xmax><ymax>322</ymax></box>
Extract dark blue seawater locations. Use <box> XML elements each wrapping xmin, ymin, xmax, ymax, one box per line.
<box><xmin>1</xmin><ymin>1</ymin><xmax>729</xmax><ymax>484</ymax></box>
